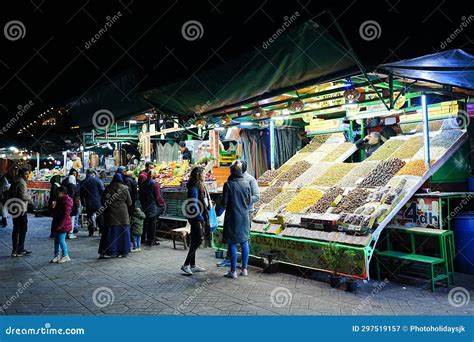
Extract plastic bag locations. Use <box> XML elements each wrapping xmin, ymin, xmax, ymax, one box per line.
<box><xmin>209</xmin><ymin>206</ymin><xmax>218</xmax><ymax>232</ymax></box>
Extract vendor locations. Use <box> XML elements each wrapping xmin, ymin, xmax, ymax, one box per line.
<box><xmin>354</xmin><ymin>132</ymin><xmax>382</xmax><ymax>159</ymax></box>
<box><xmin>179</xmin><ymin>142</ymin><xmax>192</xmax><ymax>162</ymax></box>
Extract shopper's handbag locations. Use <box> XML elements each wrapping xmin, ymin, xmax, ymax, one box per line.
<box><xmin>208</xmin><ymin>206</ymin><xmax>218</xmax><ymax>233</ymax></box>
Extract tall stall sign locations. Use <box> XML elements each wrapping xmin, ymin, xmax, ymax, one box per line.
<box><xmin>209</xmin><ymin>129</ymin><xmax>220</xmax><ymax>161</ymax></box>
<box><xmin>393</xmin><ymin>197</ymin><xmax>440</xmax><ymax>229</ymax></box>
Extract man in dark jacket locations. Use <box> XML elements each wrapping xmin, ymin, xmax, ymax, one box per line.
<box><xmin>10</xmin><ymin>168</ymin><xmax>32</xmax><ymax>257</ymax></box>
<box><xmin>179</xmin><ymin>142</ymin><xmax>192</xmax><ymax>162</ymax></box>
<box><xmin>354</xmin><ymin>132</ymin><xmax>382</xmax><ymax>159</ymax></box>
<box><xmin>80</xmin><ymin>169</ymin><xmax>105</xmax><ymax>237</ymax></box>
<box><xmin>139</xmin><ymin>172</ymin><xmax>165</xmax><ymax>247</ymax></box>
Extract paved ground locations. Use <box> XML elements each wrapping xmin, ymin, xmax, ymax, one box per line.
<box><xmin>0</xmin><ymin>215</ymin><xmax>473</xmax><ymax>316</ymax></box>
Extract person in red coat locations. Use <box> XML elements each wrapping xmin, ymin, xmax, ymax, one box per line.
<box><xmin>50</xmin><ymin>186</ymin><xmax>73</xmax><ymax>263</ymax></box>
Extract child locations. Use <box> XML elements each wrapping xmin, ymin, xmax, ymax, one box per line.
<box><xmin>131</xmin><ymin>207</ymin><xmax>145</xmax><ymax>252</ymax></box>
<box><xmin>50</xmin><ymin>186</ymin><xmax>73</xmax><ymax>263</ymax></box>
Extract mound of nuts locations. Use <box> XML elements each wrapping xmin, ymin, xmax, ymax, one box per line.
<box><xmin>274</xmin><ymin>161</ymin><xmax>311</xmax><ymax>186</ymax></box>
<box><xmin>306</xmin><ymin>186</ymin><xmax>344</xmax><ymax>213</ymax></box>
<box><xmin>366</xmin><ymin>139</ymin><xmax>405</xmax><ymax>161</ymax></box>
<box><xmin>359</xmin><ymin>158</ymin><xmax>406</xmax><ymax>188</ymax></box>
<box><xmin>397</xmin><ymin>159</ymin><xmax>430</xmax><ymax>176</ymax></box>
<box><xmin>333</xmin><ymin>188</ymin><xmax>371</xmax><ymax>214</ymax></box>
<box><xmin>257</xmin><ymin>170</ymin><xmax>280</xmax><ymax>186</ymax></box>
<box><xmin>285</xmin><ymin>188</ymin><xmax>324</xmax><ymax>213</ymax></box>
<box><xmin>254</xmin><ymin>187</ymin><xmax>281</xmax><ymax>210</ymax></box>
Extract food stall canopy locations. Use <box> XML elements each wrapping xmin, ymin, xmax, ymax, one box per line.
<box><xmin>380</xmin><ymin>49</ymin><xmax>474</xmax><ymax>90</ymax></box>
<box><xmin>65</xmin><ymin>69</ymin><xmax>149</xmax><ymax>129</ymax></box>
<box><xmin>140</xmin><ymin>20</ymin><xmax>359</xmax><ymax>117</ymax></box>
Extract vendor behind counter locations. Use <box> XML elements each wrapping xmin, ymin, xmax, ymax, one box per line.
<box><xmin>354</xmin><ymin>132</ymin><xmax>382</xmax><ymax>159</ymax></box>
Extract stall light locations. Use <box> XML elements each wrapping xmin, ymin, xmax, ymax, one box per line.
<box><xmin>282</xmin><ymin>109</ymin><xmax>290</xmax><ymax>115</ymax></box>
<box><xmin>0</xmin><ymin>154</ymin><xmax>5</xmax><ymax>158</ymax></box>
<box><xmin>214</xmin><ymin>127</ymin><xmax>225</xmax><ymax>131</ymax></box>
<box><xmin>129</xmin><ymin>120</ymin><xmax>137</xmax><ymax>124</ymax></box>
<box><xmin>289</xmin><ymin>99</ymin><xmax>305</xmax><ymax>112</ymax></box>
<box><xmin>271</xmin><ymin>115</ymin><xmax>290</xmax><ymax>121</ymax></box>
<box><xmin>159</xmin><ymin>119</ymin><xmax>164</xmax><ymax>123</ymax></box>
<box><xmin>9</xmin><ymin>146</ymin><xmax>18</xmax><ymax>152</ymax></box>
<box><xmin>220</xmin><ymin>115</ymin><xmax>232</xmax><ymax>126</ymax></box>
<box><xmin>240</xmin><ymin>122</ymin><xmax>253</xmax><ymax>126</ymax></box>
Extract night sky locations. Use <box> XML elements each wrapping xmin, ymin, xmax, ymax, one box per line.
<box><xmin>0</xmin><ymin>0</ymin><xmax>473</xmax><ymax>140</ymax></box>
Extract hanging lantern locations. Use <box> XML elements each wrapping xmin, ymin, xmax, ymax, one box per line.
<box><xmin>290</xmin><ymin>99</ymin><xmax>305</xmax><ymax>112</ymax></box>
<box><xmin>251</xmin><ymin>107</ymin><xmax>266</xmax><ymax>119</ymax></box>
<box><xmin>343</xmin><ymin>88</ymin><xmax>361</xmax><ymax>102</ymax></box>
<box><xmin>195</xmin><ymin>118</ymin><xmax>207</xmax><ymax>127</ymax></box>
<box><xmin>220</xmin><ymin>115</ymin><xmax>232</xmax><ymax>125</ymax></box>
<box><xmin>302</xmin><ymin>112</ymin><xmax>314</xmax><ymax>123</ymax></box>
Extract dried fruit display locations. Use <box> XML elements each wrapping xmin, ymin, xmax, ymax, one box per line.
<box><xmin>338</xmin><ymin>162</ymin><xmax>379</xmax><ymax>187</ymax></box>
<box><xmin>286</xmin><ymin>152</ymin><xmax>310</xmax><ymax>165</ymax></box>
<box><xmin>359</xmin><ymin>158</ymin><xmax>406</xmax><ymax>188</ymax></box>
<box><xmin>333</xmin><ymin>188</ymin><xmax>371</xmax><ymax>214</ymax></box>
<box><xmin>290</xmin><ymin>163</ymin><xmax>331</xmax><ymax>187</ymax></box>
<box><xmin>257</xmin><ymin>170</ymin><xmax>280</xmax><ymax>186</ymax></box>
<box><xmin>397</xmin><ymin>159</ymin><xmax>429</xmax><ymax>176</ymax></box>
<box><xmin>321</xmin><ymin>143</ymin><xmax>354</xmax><ymax>162</ymax></box>
<box><xmin>306</xmin><ymin>186</ymin><xmax>343</xmax><ymax>213</ymax></box>
<box><xmin>392</xmin><ymin>136</ymin><xmax>423</xmax><ymax>160</ymax></box>
<box><xmin>311</xmin><ymin>163</ymin><xmax>355</xmax><ymax>186</ymax></box>
<box><xmin>263</xmin><ymin>189</ymin><xmax>298</xmax><ymax>211</ymax></box>
<box><xmin>431</xmin><ymin>129</ymin><xmax>464</xmax><ymax>148</ymax></box>
<box><xmin>273</xmin><ymin>161</ymin><xmax>311</xmax><ymax>186</ymax></box>
<box><xmin>254</xmin><ymin>187</ymin><xmax>281</xmax><ymax>210</ymax></box>
<box><xmin>400</xmin><ymin>123</ymin><xmax>418</xmax><ymax>134</ymax></box>
<box><xmin>285</xmin><ymin>188</ymin><xmax>324</xmax><ymax>213</ymax></box>
<box><xmin>299</xmin><ymin>134</ymin><xmax>331</xmax><ymax>153</ymax></box>
<box><xmin>366</xmin><ymin>139</ymin><xmax>405</xmax><ymax>161</ymax></box>
<box><xmin>416</xmin><ymin>120</ymin><xmax>443</xmax><ymax>132</ymax></box>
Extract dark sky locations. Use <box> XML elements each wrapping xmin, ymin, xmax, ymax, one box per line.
<box><xmin>0</xmin><ymin>0</ymin><xmax>473</xmax><ymax>139</ymax></box>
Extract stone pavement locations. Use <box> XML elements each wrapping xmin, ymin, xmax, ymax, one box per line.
<box><xmin>0</xmin><ymin>215</ymin><xmax>473</xmax><ymax>316</ymax></box>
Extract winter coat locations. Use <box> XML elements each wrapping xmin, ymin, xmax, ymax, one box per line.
<box><xmin>221</xmin><ymin>175</ymin><xmax>251</xmax><ymax>245</ymax></box>
<box><xmin>355</xmin><ymin>139</ymin><xmax>381</xmax><ymax>159</ymax></box>
<box><xmin>131</xmin><ymin>207</ymin><xmax>146</xmax><ymax>235</ymax></box>
<box><xmin>10</xmin><ymin>177</ymin><xmax>31</xmax><ymax>214</ymax></box>
<box><xmin>62</xmin><ymin>176</ymin><xmax>80</xmax><ymax>216</ymax></box>
<box><xmin>139</xmin><ymin>178</ymin><xmax>164</xmax><ymax>218</ymax></box>
<box><xmin>53</xmin><ymin>195</ymin><xmax>73</xmax><ymax>232</ymax></box>
<box><xmin>186</xmin><ymin>186</ymin><xmax>210</xmax><ymax>223</ymax></box>
<box><xmin>80</xmin><ymin>175</ymin><xmax>104</xmax><ymax>211</ymax></box>
<box><xmin>124</xmin><ymin>175</ymin><xmax>138</xmax><ymax>205</ymax></box>
<box><xmin>0</xmin><ymin>176</ymin><xmax>10</xmax><ymax>202</ymax></box>
<box><xmin>102</xmin><ymin>181</ymin><xmax>132</xmax><ymax>226</ymax></box>
<box><xmin>242</xmin><ymin>172</ymin><xmax>260</xmax><ymax>211</ymax></box>
<box><xmin>48</xmin><ymin>175</ymin><xmax>61</xmax><ymax>207</ymax></box>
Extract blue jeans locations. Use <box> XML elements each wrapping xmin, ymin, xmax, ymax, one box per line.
<box><xmin>132</xmin><ymin>234</ymin><xmax>141</xmax><ymax>249</ymax></box>
<box><xmin>229</xmin><ymin>240</ymin><xmax>249</xmax><ymax>272</ymax></box>
<box><xmin>54</xmin><ymin>232</ymin><xmax>68</xmax><ymax>257</ymax></box>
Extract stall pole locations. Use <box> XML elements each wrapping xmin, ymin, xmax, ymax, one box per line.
<box><xmin>421</xmin><ymin>94</ymin><xmax>431</xmax><ymax>170</ymax></box>
<box><xmin>269</xmin><ymin>119</ymin><xmax>275</xmax><ymax>170</ymax></box>
<box><xmin>360</xmin><ymin>119</ymin><xmax>365</xmax><ymax>160</ymax></box>
<box><xmin>36</xmin><ymin>152</ymin><xmax>40</xmax><ymax>175</ymax></box>
<box><xmin>63</xmin><ymin>151</ymin><xmax>67</xmax><ymax>175</ymax></box>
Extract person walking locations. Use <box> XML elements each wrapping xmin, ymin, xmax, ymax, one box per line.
<box><xmin>180</xmin><ymin>166</ymin><xmax>210</xmax><ymax>275</ymax></box>
<box><xmin>138</xmin><ymin>171</ymin><xmax>164</xmax><ymax>247</ymax></box>
<box><xmin>10</xmin><ymin>168</ymin><xmax>32</xmax><ymax>257</ymax></box>
<box><xmin>98</xmin><ymin>173</ymin><xmax>132</xmax><ymax>258</ymax></box>
<box><xmin>0</xmin><ymin>173</ymin><xmax>11</xmax><ymax>228</ymax></box>
<box><xmin>80</xmin><ymin>169</ymin><xmax>105</xmax><ymax>237</ymax></box>
<box><xmin>48</xmin><ymin>174</ymin><xmax>62</xmax><ymax>238</ymax></box>
<box><xmin>50</xmin><ymin>186</ymin><xmax>73</xmax><ymax>263</ymax></box>
<box><xmin>217</xmin><ymin>160</ymin><xmax>259</xmax><ymax>268</ymax></box>
<box><xmin>221</xmin><ymin>161</ymin><xmax>251</xmax><ymax>279</ymax></box>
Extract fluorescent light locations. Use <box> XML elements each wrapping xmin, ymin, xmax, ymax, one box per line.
<box><xmin>129</xmin><ymin>120</ymin><xmax>137</xmax><ymax>124</ymax></box>
<box><xmin>272</xmin><ymin>116</ymin><xmax>290</xmax><ymax>121</ymax></box>
<box><xmin>215</xmin><ymin>127</ymin><xmax>225</xmax><ymax>131</ymax></box>
<box><xmin>240</xmin><ymin>122</ymin><xmax>253</xmax><ymax>126</ymax></box>
<box><xmin>282</xmin><ymin>109</ymin><xmax>290</xmax><ymax>115</ymax></box>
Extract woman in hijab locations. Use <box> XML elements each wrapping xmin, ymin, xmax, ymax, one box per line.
<box><xmin>221</xmin><ymin>161</ymin><xmax>251</xmax><ymax>279</ymax></box>
<box><xmin>98</xmin><ymin>173</ymin><xmax>132</xmax><ymax>258</ymax></box>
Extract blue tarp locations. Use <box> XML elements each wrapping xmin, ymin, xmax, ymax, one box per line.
<box><xmin>380</xmin><ymin>49</ymin><xmax>474</xmax><ymax>90</ymax></box>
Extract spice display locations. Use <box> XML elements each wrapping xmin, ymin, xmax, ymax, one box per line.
<box><xmin>263</xmin><ymin>189</ymin><xmax>298</xmax><ymax>211</ymax></box>
<box><xmin>333</xmin><ymin>188</ymin><xmax>371</xmax><ymax>214</ymax></box>
<box><xmin>306</xmin><ymin>186</ymin><xmax>344</xmax><ymax>213</ymax></box>
<box><xmin>290</xmin><ymin>163</ymin><xmax>331</xmax><ymax>187</ymax></box>
<box><xmin>257</xmin><ymin>170</ymin><xmax>280</xmax><ymax>186</ymax></box>
<box><xmin>285</xmin><ymin>188</ymin><xmax>324</xmax><ymax>213</ymax></box>
<box><xmin>338</xmin><ymin>162</ymin><xmax>379</xmax><ymax>187</ymax></box>
<box><xmin>441</xmin><ymin>118</ymin><xmax>461</xmax><ymax>131</ymax></box>
<box><xmin>359</xmin><ymin>158</ymin><xmax>406</xmax><ymax>188</ymax></box>
<box><xmin>299</xmin><ymin>134</ymin><xmax>331</xmax><ymax>153</ymax></box>
<box><xmin>254</xmin><ymin>187</ymin><xmax>281</xmax><ymax>210</ymax></box>
<box><xmin>431</xmin><ymin>129</ymin><xmax>464</xmax><ymax>148</ymax></box>
<box><xmin>397</xmin><ymin>159</ymin><xmax>428</xmax><ymax>176</ymax></box>
<box><xmin>392</xmin><ymin>136</ymin><xmax>423</xmax><ymax>160</ymax></box>
<box><xmin>366</xmin><ymin>139</ymin><xmax>405</xmax><ymax>161</ymax></box>
<box><xmin>400</xmin><ymin>123</ymin><xmax>418</xmax><ymax>134</ymax></box>
<box><xmin>322</xmin><ymin>142</ymin><xmax>354</xmax><ymax>162</ymax></box>
<box><xmin>304</xmin><ymin>152</ymin><xmax>326</xmax><ymax>164</ymax></box>
<box><xmin>274</xmin><ymin>161</ymin><xmax>311</xmax><ymax>186</ymax></box>
<box><xmin>286</xmin><ymin>152</ymin><xmax>310</xmax><ymax>165</ymax></box>
<box><xmin>413</xmin><ymin>146</ymin><xmax>446</xmax><ymax>160</ymax></box>
<box><xmin>311</xmin><ymin>163</ymin><xmax>355</xmax><ymax>186</ymax></box>
<box><xmin>416</xmin><ymin>120</ymin><xmax>443</xmax><ymax>132</ymax></box>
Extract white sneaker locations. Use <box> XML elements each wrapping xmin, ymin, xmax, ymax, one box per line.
<box><xmin>181</xmin><ymin>265</ymin><xmax>193</xmax><ymax>275</ymax></box>
<box><xmin>58</xmin><ymin>256</ymin><xmax>71</xmax><ymax>263</ymax></box>
<box><xmin>240</xmin><ymin>268</ymin><xmax>248</xmax><ymax>276</ymax></box>
<box><xmin>191</xmin><ymin>265</ymin><xmax>206</xmax><ymax>272</ymax></box>
<box><xmin>138</xmin><ymin>248</ymin><xmax>141</xmax><ymax>252</ymax></box>
<box><xmin>224</xmin><ymin>271</ymin><xmax>237</xmax><ymax>279</ymax></box>
<box><xmin>50</xmin><ymin>256</ymin><xmax>60</xmax><ymax>263</ymax></box>
<box><xmin>69</xmin><ymin>234</ymin><xmax>77</xmax><ymax>239</ymax></box>
<box><xmin>131</xmin><ymin>248</ymin><xmax>138</xmax><ymax>253</ymax></box>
